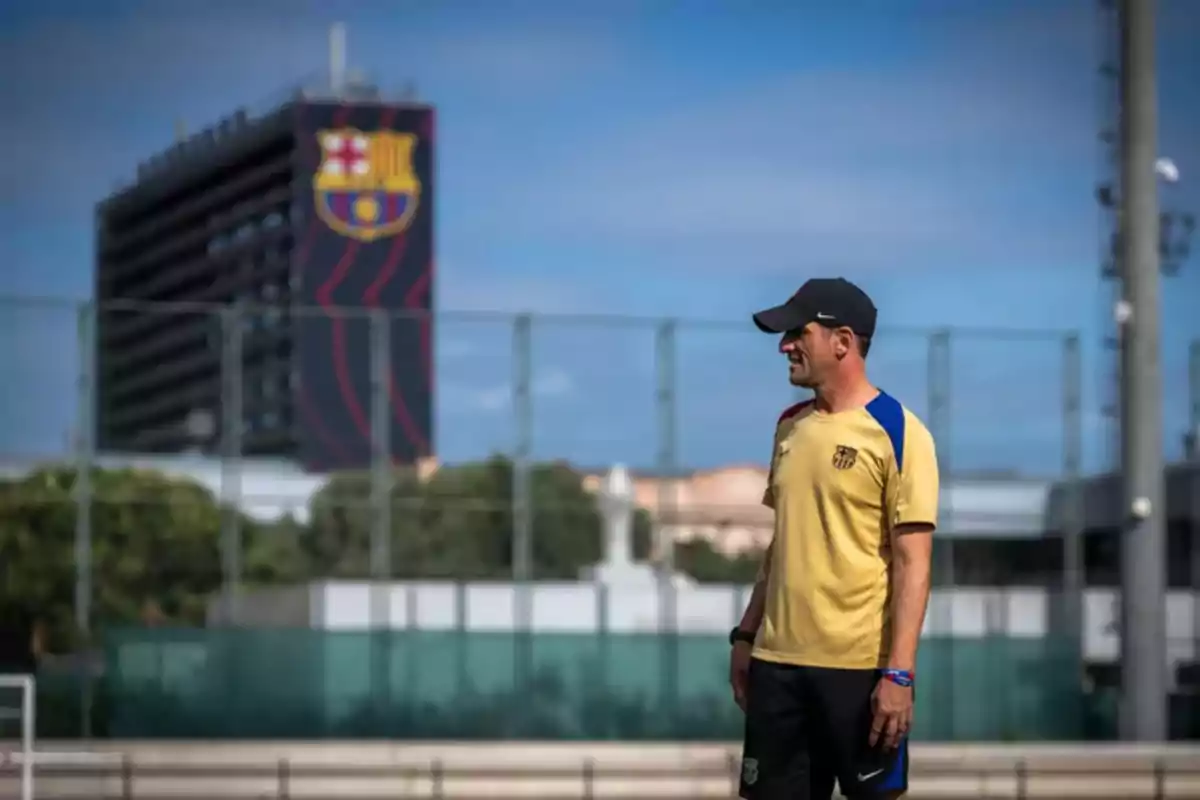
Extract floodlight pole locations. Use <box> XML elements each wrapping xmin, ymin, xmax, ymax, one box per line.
<box><xmin>1116</xmin><ymin>0</ymin><xmax>1167</xmax><ymax>742</ymax></box>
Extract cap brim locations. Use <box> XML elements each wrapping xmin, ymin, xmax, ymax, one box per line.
<box><xmin>753</xmin><ymin>304</ymin><xmax>808</xmax><ymax>333</ymax></box>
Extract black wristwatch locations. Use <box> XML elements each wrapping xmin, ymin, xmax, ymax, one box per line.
<box><xmin>729</xmin><ymin>627</ymin><xmax>755</xmax><ymax>646</ymax></box>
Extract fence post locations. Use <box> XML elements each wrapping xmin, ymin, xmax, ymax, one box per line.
<box><xmin>581</xmin><ymin>756</ymin><xmax>596</xmax><ymax>800</ymax></box>
<box><xmin>1062</xmin><ymin>333</ymin><xmax>1086</xmax><ymax>735</ymax></box>
<box><xmin>431</xmin><ymin>757</ymin><xmax>445</xmax><ymax>800</ymax></box>
<box><xmin>218</xmin><ymin>305</ymin><xmax>244</xmax><ymax>625</ymax></box>
<box><xmin>926</xmin><ymin>328</ymin><xmax>954</xmax><ymax>738</ymax></box>
<box><xmin>654</xmin><ymin>318</ymin><xmax>679</xmax><ymax>733</ymax></box>
<box><xmin>368</xmin><ymin>308</ymin><xmax>393</xmax><ymax>728</ymax></box>
<box><xmin>276</xmin><ymin>757</ymin><xmax>290</xmax><ymax>800</ymax></box>
<box><xmin>369</xmin><ymin>308</ymin><xmax>393</xmax><ymax>591</ymax></box>
<box><xmin>120</xmin><ymin>753</ymin><xmax>134</xmax><ymax>800</ymax></box>
<box><xmin>73</xmin><ymin>301</ymin><xmax>96</xmax><ymax>738</ymax></box>
<box><xmin>595</xmin><ymin>581</ymin><xmax>611</xmax><ymax>737</ymax></box>
<box><xmin>511</xmin><ymin>313</ymin><xmax>534</xmax><ymax>735</ymax></box>
<box><xmin>927</xmin><ymin>328</ymin><xmax>952</xmax><ymax>572</ymax></box>
<box><xmin>655</xmin><ymin>319</ymin><xmax>679</xmax><ymax>569</ymax></box>
<box><xmin>512</xmin><ymin>313</ymin><xmax>534</xmax><ymax>584</ymax></box>
<box><xmin>1189</xmin><ymin>340</ymin><xmax>1200</xmax><ymax>662</ymax></box>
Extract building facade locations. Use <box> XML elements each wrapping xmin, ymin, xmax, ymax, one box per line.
<box><xmin>94</xmin><ymin>93</ymin><xmax>435</xmax><ymax>469</ymax></box>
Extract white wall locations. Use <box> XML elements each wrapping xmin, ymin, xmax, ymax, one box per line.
<box><xmin>303</xmin><ymin>581</ymin><xmax>1200</xmax><ymax>664</ymax></box>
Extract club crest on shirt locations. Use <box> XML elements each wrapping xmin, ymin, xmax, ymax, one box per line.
<box><xmin>832</xmin><ymin>444</ymin><xmax>858</xmax><ymax>470</ymax></box>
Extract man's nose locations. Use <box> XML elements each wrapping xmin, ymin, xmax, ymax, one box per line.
<box><xmin>779</xmin><ymin>336</ymin><xmax>795</xmax><ymax>353</ymax></box>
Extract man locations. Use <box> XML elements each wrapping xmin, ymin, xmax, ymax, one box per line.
<box><xmin>730</xmin><ymin>278</ymin><xmax>938</xmax><ymax>800</ymax></box>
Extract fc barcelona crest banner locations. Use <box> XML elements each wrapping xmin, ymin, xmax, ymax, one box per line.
<box><xmin>313</xmin><ymin>128</ymin><xmax>422</xmax><ymax>242</ymax></box>
<box><xmin>293</xmin><ymin>102</ymin><xmax>435</xmax><ymax>472</ymax></box>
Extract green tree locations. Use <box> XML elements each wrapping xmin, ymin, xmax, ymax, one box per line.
<box><xmin>300</xmin><ymin>455</ymin><xmax>656</xmax><ymax>581</ymax></box>
<box><xmin>0</xmin><ymin>466</ymin><xmax>289</xmax><ymax>650</ymax></box>
<box><xmin>303</xmin><ymin>467</ymin><xmax>425</xmax><ymax>578</ymax></box>
<box><xmin>673</xmin><ymin>539</ymin><xmax>764</xmax><ymax>584</ymax></box>
<box><xmin>243</xmin><ymin>513</ymin><xmax>311</xmax><ymax>586</ymax></box>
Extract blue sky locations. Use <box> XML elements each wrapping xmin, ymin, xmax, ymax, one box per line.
<box><xmin>1</xmin><ymin>0</ymin><xmax>1199</xmax><ymax>476</ymax></box>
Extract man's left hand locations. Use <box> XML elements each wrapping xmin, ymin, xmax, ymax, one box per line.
<box><xmin>868</xmin><ymin>678</ymin><xmax>912</xmax><ymax>751</ymax></box>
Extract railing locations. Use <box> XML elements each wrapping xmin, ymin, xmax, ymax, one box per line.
<box><xmin>4</xmin><ymin>742</ymin><xmax>1200</xmax><ymax>799</ymax></box>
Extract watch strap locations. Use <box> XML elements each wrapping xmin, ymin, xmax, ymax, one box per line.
<box><xmin>729</xmin><ymin>627</ymin><xmax>756</xmax><ymax>646</ymax></box>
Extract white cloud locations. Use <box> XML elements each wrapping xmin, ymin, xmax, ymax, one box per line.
<box><xmin>532</xmin><ymin>367</ymin><xmax>573</xmax><ymax>398</ymax></box>
<box><xmin>437</xmin><ymin>338</ymin><xmax>477</xmax><ymax>359</ymax></box>
<box><xmin>470</xmin><ymin>385</ymin><xmax>511</xmax><ymax>414</ymax></box>
<box><xmin>440</xmin><ymin>365</ymin><xmax>575</xmax><ymax>416</ymax></box>
<box><xmin>441</xmin><ymin>367</ymin><xmax>576</xmax><ymax>419</ymax></box>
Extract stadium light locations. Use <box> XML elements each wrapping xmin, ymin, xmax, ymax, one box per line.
<box><xmin>1157</xmin><ymin>157</ymin><xmax>1195</xmax><ymax>275</ymax></box>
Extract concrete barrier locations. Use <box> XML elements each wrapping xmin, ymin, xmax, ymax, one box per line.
<box><xmin>2</xmin><ymin>741</ymin><xmax>1200</xmax><ymax>799</ymax></box>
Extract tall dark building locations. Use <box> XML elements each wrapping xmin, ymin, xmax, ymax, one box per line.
<box><xmin>95</xmin><ymin>92</ymin><xmax>436</xmax><ymax>470</ymax></box>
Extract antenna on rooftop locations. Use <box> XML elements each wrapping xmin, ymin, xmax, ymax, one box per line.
<box><xmin>330</xmin><ymin>23</ymin><xmax>348</xmax><ymax>94</ymax></box>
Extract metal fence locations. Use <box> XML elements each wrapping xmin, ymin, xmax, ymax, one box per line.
<box><xmin>7</xmin><ymin>741</ymin><xmax>1200</xmax><ymax>800</ymax></box>
<box><xmin>8</xmin><ymin>740</ymin><xmax>1200</xmax><ymax>800</ymax></box>
<box><xmin>3</xmin><ymin>298</ymin><xmax>1122</xmax><ymax>467</ymax></box>
<box><xmin>2</xmin><ymin>297</ymin><xmax>1200</xmax><ymax>741</ymax></box>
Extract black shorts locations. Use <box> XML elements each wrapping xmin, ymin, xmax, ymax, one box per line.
<box><xmin>739</xmin><ymin>658</ymin><xmax>909</xmax><ymax>800</ymax></box>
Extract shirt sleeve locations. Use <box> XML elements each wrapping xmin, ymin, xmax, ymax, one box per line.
<box><xmin>888</xmin><ymin>413</ymin><xmax>939</xmax><ymax>530</ymax></box>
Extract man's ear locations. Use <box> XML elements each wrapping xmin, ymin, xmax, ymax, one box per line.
<box><xmin>833</xmin><ymin>329</ymin><xmax>853</xmax><ymax>359</ymax></box>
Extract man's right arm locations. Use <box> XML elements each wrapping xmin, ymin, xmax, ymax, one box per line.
<box><xmin>729</xmin><ymin>414</ymin><xmax>786</xmax><ymax>709</ymax></box>
<box><xmin>736</xmin><ymin>541</ymin><xmax>773</xmax><ymax>635</ymax></box>
<box><xmin>739</xmin><ymin>410</ymin><xmax>787</xmax><ymax>638</ymax></box>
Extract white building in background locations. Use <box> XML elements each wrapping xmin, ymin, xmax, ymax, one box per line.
<box><xmin>579</xmin><ymin>464</ymin><xmax>1056</xmax><ymax>554</ymax></box>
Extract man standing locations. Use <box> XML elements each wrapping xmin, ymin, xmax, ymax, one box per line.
<box><xmin>731</xmin><ymin>278</ymin><xmax>938</xmax><ymax>800</ymax></box>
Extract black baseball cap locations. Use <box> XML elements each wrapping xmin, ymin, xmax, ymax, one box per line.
<box><xmin>753</xmin><ymin>278</ymin><xmax>877</xmax><ymax>338</ymax></box>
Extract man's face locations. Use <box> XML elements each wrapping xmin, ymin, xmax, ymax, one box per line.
<box><xmin>779</xmin><ymin>323</ymin><xmax>838</xmax><ymax>388</ymax></box>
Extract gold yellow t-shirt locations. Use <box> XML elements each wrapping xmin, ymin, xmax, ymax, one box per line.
<box><xmin>754</xmin><ymin>392</ymin><xmax>939</xmax><ymax>670</ymax></box>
